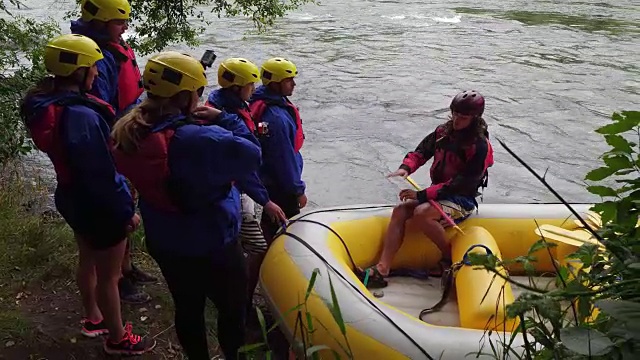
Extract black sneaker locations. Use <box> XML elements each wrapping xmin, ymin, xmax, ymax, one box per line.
<box><xmin>124</xmin><ymin>264</ymin><xmax>158</xmax><ymax>285</ymax></box>
<box><xmin>119</xmin><ymin>277</ymin><xmax>151</xmax><ymax>304</ymax></box>
<box><xmin>103</xmin><ymin>323</ymin><xmax>156</xmax><ymax>356</ymax></box>
<box><xmin>81</xmin><ymin>318</ymin><xmax>109</xmax><ymax>338</ymax></box>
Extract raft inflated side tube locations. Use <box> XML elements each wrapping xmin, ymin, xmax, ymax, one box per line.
<box><xmin>452</xmin><ymin>226</ymin><xmax>519</xmax><ymax>332</ymax></box>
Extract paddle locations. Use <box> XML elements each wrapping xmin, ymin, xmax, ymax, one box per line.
<box><xmin>534</xmin><ymin>224</ymin><xmax>606</xmax><ymax>251</ymax></box>
<box><xmin>572</xmin><ymin>211</ymin><xmax>602</xmax><ymax>229</ymax></box>
<box><xmin>405</xmin><ymin>175</ymin><xmax>466</xmax><ymax>235</ymax></box>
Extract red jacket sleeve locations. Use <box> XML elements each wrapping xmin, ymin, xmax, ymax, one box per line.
<box><xmin>418</xmin><ymin>136</ymin><xmax>492</xmax><ymax>203</ymax></box>
<box><xmin>399</xmin><ymin>129</ymin><xmax>438</xmax><ymax>174</ymax></box>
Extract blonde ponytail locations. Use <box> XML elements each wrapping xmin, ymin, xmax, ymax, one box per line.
<box><xmin>111</xmin><ymin>97</ymin><xmax>177</xmax><ymax>154</ymax></box>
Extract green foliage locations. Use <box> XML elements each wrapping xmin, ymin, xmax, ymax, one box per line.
<box><xmin>0</xmin><ymin>163</ymin><xmax>76</xmax><ymax>339</ymax></box>
<box><xmin>469</xmin><ymin>110</ymin><xmax>640</xmax><ymax>359</ymax></box>
<box><xmin>66</xmin><ymin>0</ymin><xmax>316</xmax><ymax>56</ymax></box>
<box><xmin>239</xmin><ymin>268</ymin><xmax>354</xmax><ymax>359</ymax></box>
<box><xmin>0</xmin><ymin>7</ymin><xmax>60</xmax><ymax>166</ymax></box>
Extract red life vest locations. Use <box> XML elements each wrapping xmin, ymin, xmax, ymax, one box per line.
<box><xmin>104</xmin><ymin>40</ymin><xmax>143</xmax><ymax>113</ymax></box>
<box><xmin>236</xmin><ymin>107</ymin><xmax>256</xmax><ymax>133</ymax></box>
<box><xmin>430</xmin><ymin>125</ymin><xmax>494</xmax><ymax>195</ymax></box>
<box><xmin>112</xmin><ymin>117</ymin><xmax>231</xmax><ymax>213</ymax></box>
<box><xmin>249</xmin><ymin>98</ymin><xmax>305</xmax><ymax>152</ymax></box>
<box><xmin>24</xmin><ymin>93</ymin><xmax>116</xmax><ymax>186</ymax></box>
<box><xmin>204</xmin><ymin>100</ymin><xmax>256</xmax><ymax>133</ymax></box>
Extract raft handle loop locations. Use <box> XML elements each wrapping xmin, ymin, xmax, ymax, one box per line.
<box><xmin>462</xmin><ymin>244</ymin><xmax>494</xmax><ymax>266</ymax></box>
<box><xmin>420</xmin><ymin>244</ymin><xmax>495</xmax><ymax>320</ymax></box>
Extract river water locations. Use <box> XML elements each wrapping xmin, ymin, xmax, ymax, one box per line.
<box><xmin>13</xmin><ymin>0</ymin><xmax>640</xmax><ymax>208</ymax></box>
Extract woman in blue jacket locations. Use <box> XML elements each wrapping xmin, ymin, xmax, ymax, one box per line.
<box><xmin>206</xmin><ymin>57</ymin><xmax>287</xmax><ymax>325</ymax></box>
<box><xmin>111</xmin><ymin>51</ymin><xmax>260</xmax><ymax>360</ymax></box>
<box><xmin>20</xmin><ymin>34</ymin><xmax>154</xmax><ymax>356</ymax></box>
<box><xmin>70</xmin><ymin>0</ymin><xmax>155</xmax><ymax>303</ymax></box>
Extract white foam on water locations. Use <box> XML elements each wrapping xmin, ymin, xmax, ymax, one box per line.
<box><xmin>381</xmin><ymin>14</ymin><xmax>461</xmax><ymax>24</ymax></box>
<box><xmin>432</xmin><ymin>15</ymin><xmax>461</xmax><ymax>23</ymax></box>
<box><xmin>289</xmin><ymin>13</ymin><xmax>334</xmax><ymax>21</ymax></box>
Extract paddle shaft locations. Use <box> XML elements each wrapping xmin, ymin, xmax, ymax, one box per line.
<box><xmin>405</xmin><ymin>176</ymin><xmax>465</xmax><ymax>235</ymax></box>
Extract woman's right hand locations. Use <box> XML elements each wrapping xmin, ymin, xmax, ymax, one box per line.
<box><xmin>387</xmin><ymin>168</ymin><xmax>409</xmax><ymax>179</ymax></box>
<box><xmin>298</xmin><ymin>194</ymin><xmax>308</xmax><ymax>209</ymax></box>
<box><xmin>126</xmin><ymin>213</ymin><xmax>141</xmax><ymax>234</ymax></box>
<box><xmin>264</xmin><ymin>201</ymin><xmax>288</xmax><ymax>225</ymax></box>
<box><xmin>192</xmin><ymin>106</ymin><xmax>221</xmax><ymax>121</ymax></box>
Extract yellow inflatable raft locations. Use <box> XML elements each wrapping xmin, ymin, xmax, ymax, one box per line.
<box><xmin>259</xmin><ymin>203</ymin><xmax>595</xmax><ymax>359</ymax></box>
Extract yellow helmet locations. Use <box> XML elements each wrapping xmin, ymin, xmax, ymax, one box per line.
<box><xmin>81</xmin><ymin>0</ymin><xmax>131</xmax><ymax>22</ymax></box>
<box><xmin>143</xmin><ymin>51</ymin><xmax>208</xmax><ymax>98</ymax></box>
<box><xmin>260</xmin><ymin>57</ymin><xmax>298</xmax><ymax>85</ymax></box>
<box><xmin>217</xmin><ymin>58</ymin><xmax>260</xmax><ymax>88</ymax></box>
<box><xmin>44</xmin><ymin>34</ymin><xmax>104</xmax><ymax>77</ymax></box>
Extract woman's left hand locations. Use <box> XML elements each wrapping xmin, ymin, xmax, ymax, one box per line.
<box><xmin>192</xmin><ymin>106</ymin><xmax>221</xmax><ymax>121</ymax></box>
<box><xmin>399</xmin><ymin>189</ymin><xmax>418</xmax><ymax>201</ymax></box>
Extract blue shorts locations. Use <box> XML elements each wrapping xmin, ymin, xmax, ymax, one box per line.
<box><xmin>54</xmin><ymin>187</ymin><xmax>128</xmax><ymax>250</ymax></box>
<box><xmin>435</xmin><ymin>195</ymin><xmax>477</xmax><ymax>227</ymax></box>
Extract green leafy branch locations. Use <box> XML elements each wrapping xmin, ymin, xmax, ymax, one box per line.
<box><xmin>65</xmin><ymin>0</ymin><xmax>317</xmax><ymax>56</ymax></box>
<box><xmin>239</xmin><ymin>268</ymin><xmax>354</xmax><ymax>359</ymax></box>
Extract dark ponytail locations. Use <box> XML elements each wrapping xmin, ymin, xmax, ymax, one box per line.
<box><xmin>443</xmin><ymin>116</ymin><xmax>489</xmax><ymax>138</ymax></box>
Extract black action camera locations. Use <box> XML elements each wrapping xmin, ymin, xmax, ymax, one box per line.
<box><xmin>200</xmin><ymin>50</ymin><xmax>217</xmax><ymax>69</ymax></box>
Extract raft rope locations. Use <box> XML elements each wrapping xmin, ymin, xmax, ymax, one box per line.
<box><xmin>418</xmin><ymin>244</ymin><xmax>494</xmax><ymax>320</ymax></box>
<box><xmin>274</xmin><ymin>204</ymin><xmax>435</xmax><ymax>360</ymax></box>
<box><xmin>288</xmin><ymin>218</ymin><xmax>359</xmax><ymax>270</ymax></box>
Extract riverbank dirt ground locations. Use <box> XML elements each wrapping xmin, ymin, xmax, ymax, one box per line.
<box><xmin>1</xmin><ymin>256</ymin><xmax>286</xmax><ymax>359</ymax></box>
<box><xmin>0</xmin><ymin>165</ymin><xmax>289</xmax><ymax>359</ymax></box>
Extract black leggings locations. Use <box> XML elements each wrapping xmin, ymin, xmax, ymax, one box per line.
<box><xmin>151</xmin><ymin>241</ymin><xmax>248</xmax><ymax>360</ymax></box>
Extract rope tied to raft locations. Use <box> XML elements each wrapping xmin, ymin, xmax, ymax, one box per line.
<box><xmin>268</xmin><ymin>205</ymin><xmax>437</xmax><ymax>359</ymax></box>
<box><xmin>419</xmin><ymin>244</ymin><xmax>494</xmax><ymax>321</ymax></box>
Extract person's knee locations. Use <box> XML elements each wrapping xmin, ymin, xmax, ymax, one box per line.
<box><xmin>414</xmin><ymin>203</ymin><xmax>439</xmax><ymax>220</ymax></box>
<box><xmin>391</xmin><ymin>201</ymin><xmax>415</xmax><ymax>220</ymax></box>
<box><xmin>95</xmin><ymin>268</ymin><xmax>120</xmax><ymax>286</ymax></box>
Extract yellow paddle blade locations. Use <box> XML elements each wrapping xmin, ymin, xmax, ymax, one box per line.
<box><xmin>572</xmin><ymin>211</ymin><xmax>603</xmax><ymax>229</ymax></box>
<box><xmin>573</xmin><ymin>217</ymin><xmax>601</xmax><ymax>230</ymax></box>
<box><xmin>585</xmin><ymin>211</ymin><xmax>603</xmax><ymax>227</ymax></box>
<box><xmin>534</xmin><ymin>224</ymin><xmax>606</xmax><ymax>251</ymax></box>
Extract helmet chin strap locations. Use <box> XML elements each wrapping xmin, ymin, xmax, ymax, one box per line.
<box><xmin>79</xmin><ymin>68</ymin><xmax>90</xmax><ymax>95</ymax></box>
<box><xmin>267</xmin><ymin>82</ymin><xmax>284</xmax><ymax>96</ymax></box>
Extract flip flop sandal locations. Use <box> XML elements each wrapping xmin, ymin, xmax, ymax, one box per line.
<box><xmin>355</xmin><ymin>266</ymin><xmax>388</xmax><ymax>289</ymax></box>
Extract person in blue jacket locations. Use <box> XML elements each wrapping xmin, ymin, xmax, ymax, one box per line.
<box><xmin>206</xmin><ymin>57</ymin><xmax>288</xmax><ymax>326</ymax></box>
<box><xmin>70</xmin><ymin>0</ymin><xmax>155</xmax><ymax>304</ymax></box>
<box><xmin>249</xmin><ymin>57</ymin><xmax>308</xmax><ymax>245</ymax></box>
<box><xmin>20</xmin><ymin>34</ymin><xmax>155</xmax><ymax>356</ymax></box>
<box><xmin>70</xmin><ymin>0</ymin><xmax>144</xmax><ymax>117</ymax></box>
<box><xmin>111</xmin><ymin>51</ymin><xmax>259</xmax><ymax>360</ymax></box>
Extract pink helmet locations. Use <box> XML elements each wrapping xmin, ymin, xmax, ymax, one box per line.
<box><xmin>450</xmin><ymin>90</ymin><xmax>485</xmax><ymax>117</ymax></box>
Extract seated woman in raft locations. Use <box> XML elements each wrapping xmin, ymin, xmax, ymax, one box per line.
<box><xmin>111</xmin><ymin>51</ymin><xmax>262</xmax><ymax>360</ymax></box>
<box><xmin>20</xmin><ymin>34</ymin><xmax>154</xmax><ymax>355</ymax></box>
<box><xmin>358</xmin><ymin>90</ymin><xmax>495</xmax><ymax>289</ymax></box>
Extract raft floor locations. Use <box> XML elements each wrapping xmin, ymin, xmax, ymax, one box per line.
<box><xmin>380</xmin><ymin>275</ymin><xmax>556</xmax><ymax>327</ymax></box>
